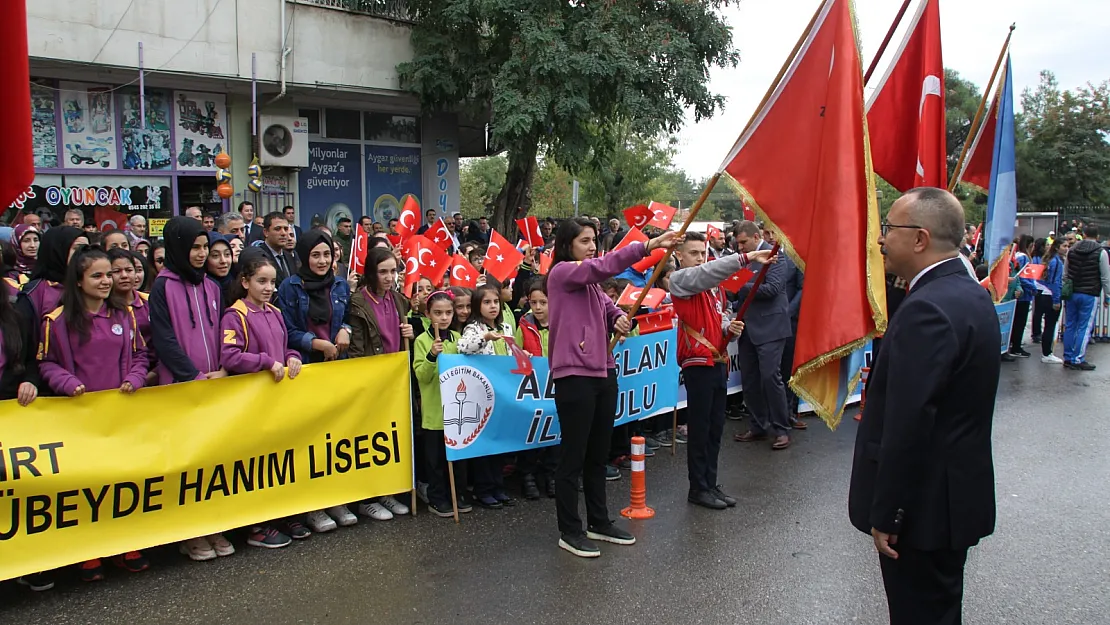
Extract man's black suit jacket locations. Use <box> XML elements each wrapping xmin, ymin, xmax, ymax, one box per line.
<box><xmin>849</xmin><ymin>257</ymin><xmax>1001</xmax><ymax>551</ymax></box>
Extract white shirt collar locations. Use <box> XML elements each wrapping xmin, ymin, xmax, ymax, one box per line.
<box><xmin>908</xmin><ymin>256</ymin><xmax>969</xmax><ymax>291</ymax></box>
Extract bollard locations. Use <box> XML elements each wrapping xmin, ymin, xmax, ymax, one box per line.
<box><xmin>855</xmin><ymin>366</ymin><xmax>870</xmax><ymax>421</ymax></box>
<box><xmin>621</xmin><ymin>436</ymin><xmax>655</xmax><ymax>520</ymax></box>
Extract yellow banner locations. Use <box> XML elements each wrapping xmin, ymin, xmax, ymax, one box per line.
<box><xmin>147</xmin><ymin>218</ymin><xmax>169</xmax><ymax>237</ymax></box>
<box><xmin>0</xmin><ymin>353</ymin><xmax>412</xmax><ymax>581</ymax></box>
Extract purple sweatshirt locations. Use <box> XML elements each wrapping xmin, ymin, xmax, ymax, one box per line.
<box><xmin>547</xmin><ymin>241</ymin><xmax>647</xmax><ymax>379</ymax></box>
<box><xmin>26</xmin><ymin>280</ymin><xmax>64</xmax><ymax>319</ymax></box>
<box><xmin>149</xmin><ymin>270</ymin><xmax>222</xmax><ymax>384</ymax></box>
<box><xmin>38</xmin><ymin>305</ymin><xmax>148</xmax><ymax>396</ymax></box>
<box><xmin>220</xmin><ymin>299</ymin><xmax>300</xmax><ymax>374</ymax></box>
<box><xmin>131</xmin><ymin>291</ymin><xmax>152</xmax><ymax>344</ymax></box>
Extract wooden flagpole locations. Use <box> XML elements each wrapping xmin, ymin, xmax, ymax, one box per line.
<box><xmin>948</xmin><ymin>24</ymin><xmax>1016</xmax><ymax>192</ymax></box>
<box><xmin>863</xmin><ymin>0</ymin><xmax>915</xmax><ymax>85</ymax></box>
<box><xmin>607</xmin><ymin>0</ymin><xmax>830</xmax><ymax>352</ymax></box>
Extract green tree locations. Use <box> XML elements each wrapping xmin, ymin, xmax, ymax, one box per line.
<box><xmin>1015</xmin><ymin>71</ymin><xmax>1110</xmax><ymax>209</ymax></box>
<box><xmin>458</xmin><ymin>155</ymin><xmax>507</xmax><ymax>218</ymax></box>
<box><xmin>945</xmin><ymin>68</ymin><xmax>984</xmax><ymax>180</ymax></box>
<box><xmin>398</xmin><ymin>0</ymin><xmax>739</xmax><ymax>233</ymax></box>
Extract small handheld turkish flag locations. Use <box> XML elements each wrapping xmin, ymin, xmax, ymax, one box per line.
<box><xmin>397</xmin><ymin>195</ymin><xmax>421</xmax><ymax>241</ymax></box>
<box><xmin>426</xmin><ymin>218</ymin><xmax>454</xmax><ymax>251</ymax></box>
<box><xmin>617</xmin><ymin>284</ymin><xmax>666</xmax><ymax>310</ymax></box>
<box><xmin>1017</xmin><ymin>263</ymin><xmax>1045</xmax><ymax>281</ymax></box>
<box><xmin>646</xmin><ymin>201</ymin><xmax>677</xmax><ymax>229</ymax></box>
<box><xmin>515</xmin><ymin>216</ymin><xmax>544</xmax><ymax>248</ymax></box>
<box><xmin>450</xmin><ymin>254</ymin><xmax>480</xmax><ymax>288</ymax></box>
<box><xmin>538</xmin><ymin>249</ymin><xmax>553</xmax><ymax>275</ymax></box>
<box><xmin>623</xmin><ymin>205</ymin><xmax>652</xmax><ymax>229</ymax></box>
<box><xmin>612</xmin><ymin>227</ymin><xmax>648</xmax><ymax>252</ymax></box>
<box><xmin>721</xmin><ymin>267</ymin><xmax>756</xmax><ymax>294</ymax></box>
<box><xmin>483</xmin><ymin>230</ymin><xmax>524</xmax><ymax>283</ymax></box>
<box><xmin>402</xmin><ymin>234</ymin><xmax>450</xmax><ymax>290</ymax></box>
<box><xmin>95</xmin><ymin>207</ymin><xmax>129</xmax><ymax>231</ymax></box>
<box><xmin>349</xmin><ymin>225</ymin><xmax>370</xmax><ymax>275</ymax></box>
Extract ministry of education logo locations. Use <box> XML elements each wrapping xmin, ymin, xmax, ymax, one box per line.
<box><xmin>440</xmin><ymin>366</ymin><xmax>495</xmax><ymax>449</ymax></box>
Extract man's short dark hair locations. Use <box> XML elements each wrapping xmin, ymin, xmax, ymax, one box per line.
<box><xmin>263</xmin><ymin>212</ymin><xmax>287</xmax><ymax>230</ymax></box>
<box><xmin>736</xmin><ymin>220</ymin><xmax>761</xmax><ymax>237</ymax></box>
<box><xmin>359</xmin><ymin>216</ymin><xmax>372</xmax><ymax>224</ymax></box>
<box><xmin>237</xmin><ymin>201</ymin><xmax>253</xmax><ymax>211</ymax></box>
<box><xmin>338</xmin><ymin>217</ymin><xmax>352</xmax><ymax>225</ymax></box>
<box><xmin>1083</xmin><ymin>224</ymin><xmax>1099</xmax><ymax>239</ymax></box>
<box><xmin>684</xmin><ymin>231</ymin><xmax>707</xmax><ymax>243</ymax></box>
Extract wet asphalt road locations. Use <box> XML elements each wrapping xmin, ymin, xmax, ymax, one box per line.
<box><xmin>2</xmin><ymin>345</ymin><xmax>1108</xmax><ymax>625</ymax></box>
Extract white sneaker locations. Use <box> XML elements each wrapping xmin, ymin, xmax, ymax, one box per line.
<box><xmin>379</xmin><ymin>495</ymin><xmax>411</xmax><ymax>516</ymax></box>
<box><xmin>305</xmin><ymin>509</ymin><xmax>337</xmax><ymax>533</ymax></box>
<box><xmin>358</xmin><ymin>501</ymin><xmax>393</xmax><ymax>520</ymax></box>
<box><xmin>179</xmin><ymin>537</ymin><xmax>217</xmax><ymax>561</ymax></box>
<box><xmin>1041</xmin><ymin>354</ymin><xmax>1064</xmax><ymax>364</ymax></box>
<box><xmin>327</xmin><ymin>505</ymin><xmax>358</xmax><ymax>526</ymax></box>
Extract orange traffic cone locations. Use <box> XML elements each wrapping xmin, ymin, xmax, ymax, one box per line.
<box><xmin>621</xmin><ymin>436</ymin><xmax>655</xmax><ymax>520</ymax></box>
<box><xmin>855</xmin><ymin>366</ymin><xmax>870</xmax><ymax>421</ymax></box>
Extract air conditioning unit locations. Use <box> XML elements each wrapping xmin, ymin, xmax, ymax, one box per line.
<box><xmin>259</xmin><ymin>115</ymin><xmax>309</xmax><ymax>167</ymax></box>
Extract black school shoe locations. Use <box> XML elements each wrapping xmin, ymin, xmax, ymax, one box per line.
<box><xmin>586</xmin><ymin>522</ymin><xmax>636</xmax><ymax>545</ymax></box>
<box><xmin>559</xmin><ymin>533</ymin><xmax>601</xmax><ymax>558</ymax></box>
<box><xmin>522</xmin><ymin>475</ymin><xmax>541</xmax><ymax>500</ymax></box>
<box><xmin>429</xmin><ymin>500</ymin><xmax>455</xmax><ymax>518</ymax></box>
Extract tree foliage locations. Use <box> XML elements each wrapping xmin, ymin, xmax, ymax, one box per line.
<box><xmin>1016</xmin><ymin>71</ymin><xmax>1110</xmax><ymax>209</ymax></box>
<box><xmin>399</xmin><ymin>0</ymin><xmax>739</xmax><ymax>232</ymax></box>
<box><xmin>945</xmin><ymin>68</ymin><xmax>983</xmax><ymax>180</ymax></box>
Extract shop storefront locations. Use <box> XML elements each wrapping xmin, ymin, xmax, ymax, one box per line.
<box><xmin>5</xmin><ymin>79</ymin><xmax>232</xmax><ymax>231</ymax></box>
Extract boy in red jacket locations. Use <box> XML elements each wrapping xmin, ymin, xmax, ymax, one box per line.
<box><xmin>670</xmin><ymin>231</ymin><xmax>774</xmax><ymax>509</ymax></box>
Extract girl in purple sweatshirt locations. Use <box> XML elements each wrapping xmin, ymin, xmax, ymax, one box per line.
<box><xmin>37</xmin><ymin>246</ymin><xmax>150</xmax><ymax>581</ymax></box>
<box><xmin>148</xmin><ymin>216</ymin><xmax>232</xmax><ymax>562</ymax></box>
<box><xmin>220</xmin><ymin>254</ymin><xmax>305</xmax><ymax>548</ymax></box>
<box><xmin>545</xmin><ymin>217</ymin><xmax>678</xmax><ymax>558</ymax></box>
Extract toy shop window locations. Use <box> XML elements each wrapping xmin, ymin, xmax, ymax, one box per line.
<box><xmin>298</xmin><ymin>109</ymin><xmax>321</xmax><ymax>135</ymax></box>
<box><xmin>324</xmin><ymin>108</ymin><xmax>360</xmax><ymax>140</ymax></box>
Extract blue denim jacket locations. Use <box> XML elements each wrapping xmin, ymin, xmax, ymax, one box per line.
<box><xmin>274</xmin><ymin>275</ymin><xmax>351</xmax><ymax>361</ymax></box>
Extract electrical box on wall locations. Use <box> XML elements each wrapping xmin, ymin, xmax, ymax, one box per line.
<box><xmin>259</xmin><ymin>115</ymin><xmax>309</xmax><ymax>167</ymax></box>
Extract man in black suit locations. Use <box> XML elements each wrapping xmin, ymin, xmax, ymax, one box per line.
<box><xmin>731</xmin><ymin>221</ymin><xmax>793</xmax><ymax>450</ymax></box>
<box><xmin>258</xmin><ymin>212</ymin><xmax>297</xmax><ymax>284</ymax></box>
<box><xmin>282</xmin><ymin>205</ymin><xmax>304</xmax><ymax>243</ymax></box>
<box><xmin>849</xmin><ymin>188</ymin><xmax>1001</xmax><ymax>625</ymax></box>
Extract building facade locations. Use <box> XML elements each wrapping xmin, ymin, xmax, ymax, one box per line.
<box><xmin>11</xmin><ymin>0</ymin><xmax>483</xmax><ymax>235</ymax></box>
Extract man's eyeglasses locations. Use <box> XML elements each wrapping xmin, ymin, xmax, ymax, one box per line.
<box><xmin>881</xmin><ymin>222</ymin><xmax>923</xmax><ymax>236</ymax></box>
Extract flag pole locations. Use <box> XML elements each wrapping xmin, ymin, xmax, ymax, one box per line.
<box><xmin>948</xmin><ymin>24</ymin><xmax>1016</xmax><ymax>192</ymax></box>
<box><xmin>863</xmin><ymin>0</ymin><xmax>915</xmax><ymax>85</ymax></box>
<box><xmin>607</xmin><ymin>0</ymin><xmax>831</xmax><ymax>351</ymax></box>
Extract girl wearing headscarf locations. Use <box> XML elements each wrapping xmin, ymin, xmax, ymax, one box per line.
<box><xmin>205</xmin><ymin>232</ymin><xmax>235</xmax><ymax>308</ymax></box>
<box><xmin>20</xmin><ymin>226</ymin><xmax>87</xmax><ymax>321</ymax></box>
<box><xmin>147</xmin><ymin>216</ymin><xmax>232</xmax><ymax>562</ymax></box>
<box><xmin>273</xmin><ymin>230</ymin><xmax>359</xmax><ymax>532</ymax></box>
<box><xmin>11</xmin><ymin>224</ymin><xmax>39</xmax><ymax>282</ymax></box>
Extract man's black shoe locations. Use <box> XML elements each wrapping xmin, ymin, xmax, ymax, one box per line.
<box><xmin>1001</xmin><ymin>352</ymin><xmax>1016</xmax><ymax>362</ymax></box>
<box><xmin>586</xmin><ymin>522</ymin><xmax>636</xmax><ymax>545</ymax></box>
<box><xmin>688</xmin><ymin>490</ymin><xmax>728</xmax><ymax>510</ymax></box>
<box><xmin>559</xmin><ymin>533</ymin><xmax>601</xmax><ymax>558</ymax></box>
<box><xmin>711</xmin><ymin>486</ymin><xmax>737</xmax><ymax>507</ymax></box>
<box><xmin>522</xmin><ymin>475</ymin><xmax>541</xmax><ymax>500</ymax></box>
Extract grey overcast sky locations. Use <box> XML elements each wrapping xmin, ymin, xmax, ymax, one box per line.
<box><xmin>673</xmin><ymin>0</ymin><xmax>1110</xmax><ymax>179</ymax></box>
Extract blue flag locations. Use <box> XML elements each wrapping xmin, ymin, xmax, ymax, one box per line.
<box><xmin>984</xmin><ymin>56</ymin><xmax>1016</xmax><ymax>266</ymax></box>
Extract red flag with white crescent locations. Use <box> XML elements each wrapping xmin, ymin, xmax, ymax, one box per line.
<box><xmin>349</xmin><ymin>225</ymin><xmax>370</xmax><ymax>275</ymax></box>
<box><xmin>402</xmin><ymin>234</ymin><xmax>450</xmax><ymax>290</ymax></box>
<box><xmin>449</xmin><ymin>253</ymin><xmax>480</xmax><ymax>288</ymax></box>
<box><xmin>397</xmin><ymin>195</ymin><xmax>421</xmax><ymax>241</ymax></box>
<box><xmin>646</xmin><ymin>201</ymin><xmax>677</xmax><ymax>229</ymax></box>
<box><xmin>623</xmin><ymin>205</ymin><xmax>652</xmax><ymax>230</ymax></box>
<box><xmin>515</xmin><ymin>216</ymin><xmax>544</xmax><ymax>248</ymax></box>
<box><xmin>865</xmin><ymin>0</ymin><xmax>946</xmax><ymax>191</ymax></box>
<box><xmin>426</xmin><ymin>217</ymin><xmax>454</xmax><ymax>251</ymax></box>
<box><xmin>720</xmin><ymin>267</ymin><xmax>756</xmax><ymax>294</ymax></box>
<box><xmin>482</xmin><ymin>230</ymin><xmax>524</xmax><ymax>283</ymax></box>
<box><xmin>616</xmin><ymin>284</ymin><xmax>666</xmax><ymax>309</ymax></box>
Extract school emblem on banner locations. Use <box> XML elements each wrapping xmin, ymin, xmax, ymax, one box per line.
<box><xmin>439</xmin><ymin>366</ymin><xmax>494</xmax><ymax>449</ymax></box>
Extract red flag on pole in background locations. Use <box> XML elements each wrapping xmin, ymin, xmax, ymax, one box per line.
<box><xmin>955</xmin><ymin>82</ymin><xmax>1001</xmax><ymax>191</ymax></box>
<box><xmin>425</xmin><ymin>218</ymin><xmax>453</xmax><ymax>251</ymax></box>
<box><xmin>971</xmin><ymin>222</ymin><xmax>983</xmax><ymax>250</ymax></box>
<box><xmin>95</xmin><ymin>207</ymin><xmax>129</xmax><ymax>231</ymax></box>
<box><xmin>1017</xmin><ymin>263</ymin><xmax>1045</xmax><ymax>281</ymax></box>
<box><xmin>482</xmin><ymin>230</ymin><xmax>524</xmax><ymax>283</ymax></box>
<box><xmin>719</xmin><ymin>0</ymin><xmax>887</xmax><ymax>427</ymax></box>
<box><xmin>515</xmin><ymin>216</ymin><xmax>544</xmax><ymax>248</ymax></box>
<box><xmin>537</xmin><ymin>249</ymin><xmax>553</xmax><ymax>275</ymax></box>
<box><xmin>985</xmin><ymin>243</ymin><xmax>1013</xmax><ymax>302</ymax></box>
<box><xmin>866</xmin><ymin>0</ymin><xmax>946</xmax><ymax>192</ymax></box>
<box><xmin>706</xmin><ymin>225</ymin><xmax>722</xmax><ymax>249</ymax></box>
<box><xmin>741</xmin><ymin>202</ymin><xmax>755</xmax><ymax>222</ymax></box>
<box><xmin>449</xmin><ymin>253</ymin><xmax>479</xmax><ymax>288</ymax></box>
<box><xmin>397</xmin><ymin>195</ymin><xmax>421</xmax><ymax>241</ymax></box>
<box><xmin>349</xmin><ymin>225</ymin><xmax>370</xmax><ymax>275</ymax></box>
<box><xmin>2</xmin><ymin>0</ymin><xmax>34</xmax><ymax>210</ymax></box>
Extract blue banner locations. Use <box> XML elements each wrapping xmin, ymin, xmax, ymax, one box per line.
<box><xmin>995</xmin><ymin>300</ymin><xmax>1016</xmax><ymax>354</ymax></box>
<box><xmin>438</xmin><ymin>331</ymin><xmax>678</xmax><ymax>461</ymax></box>
<box><xmin>299</xmin><ymin>142</ymin><xmax>363</xmax><ymax>233</ymax></box>
<box><xmin>366</xmin><ymin>145</ymin><xmax>422</xmax><ymax>225</ymax></box>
